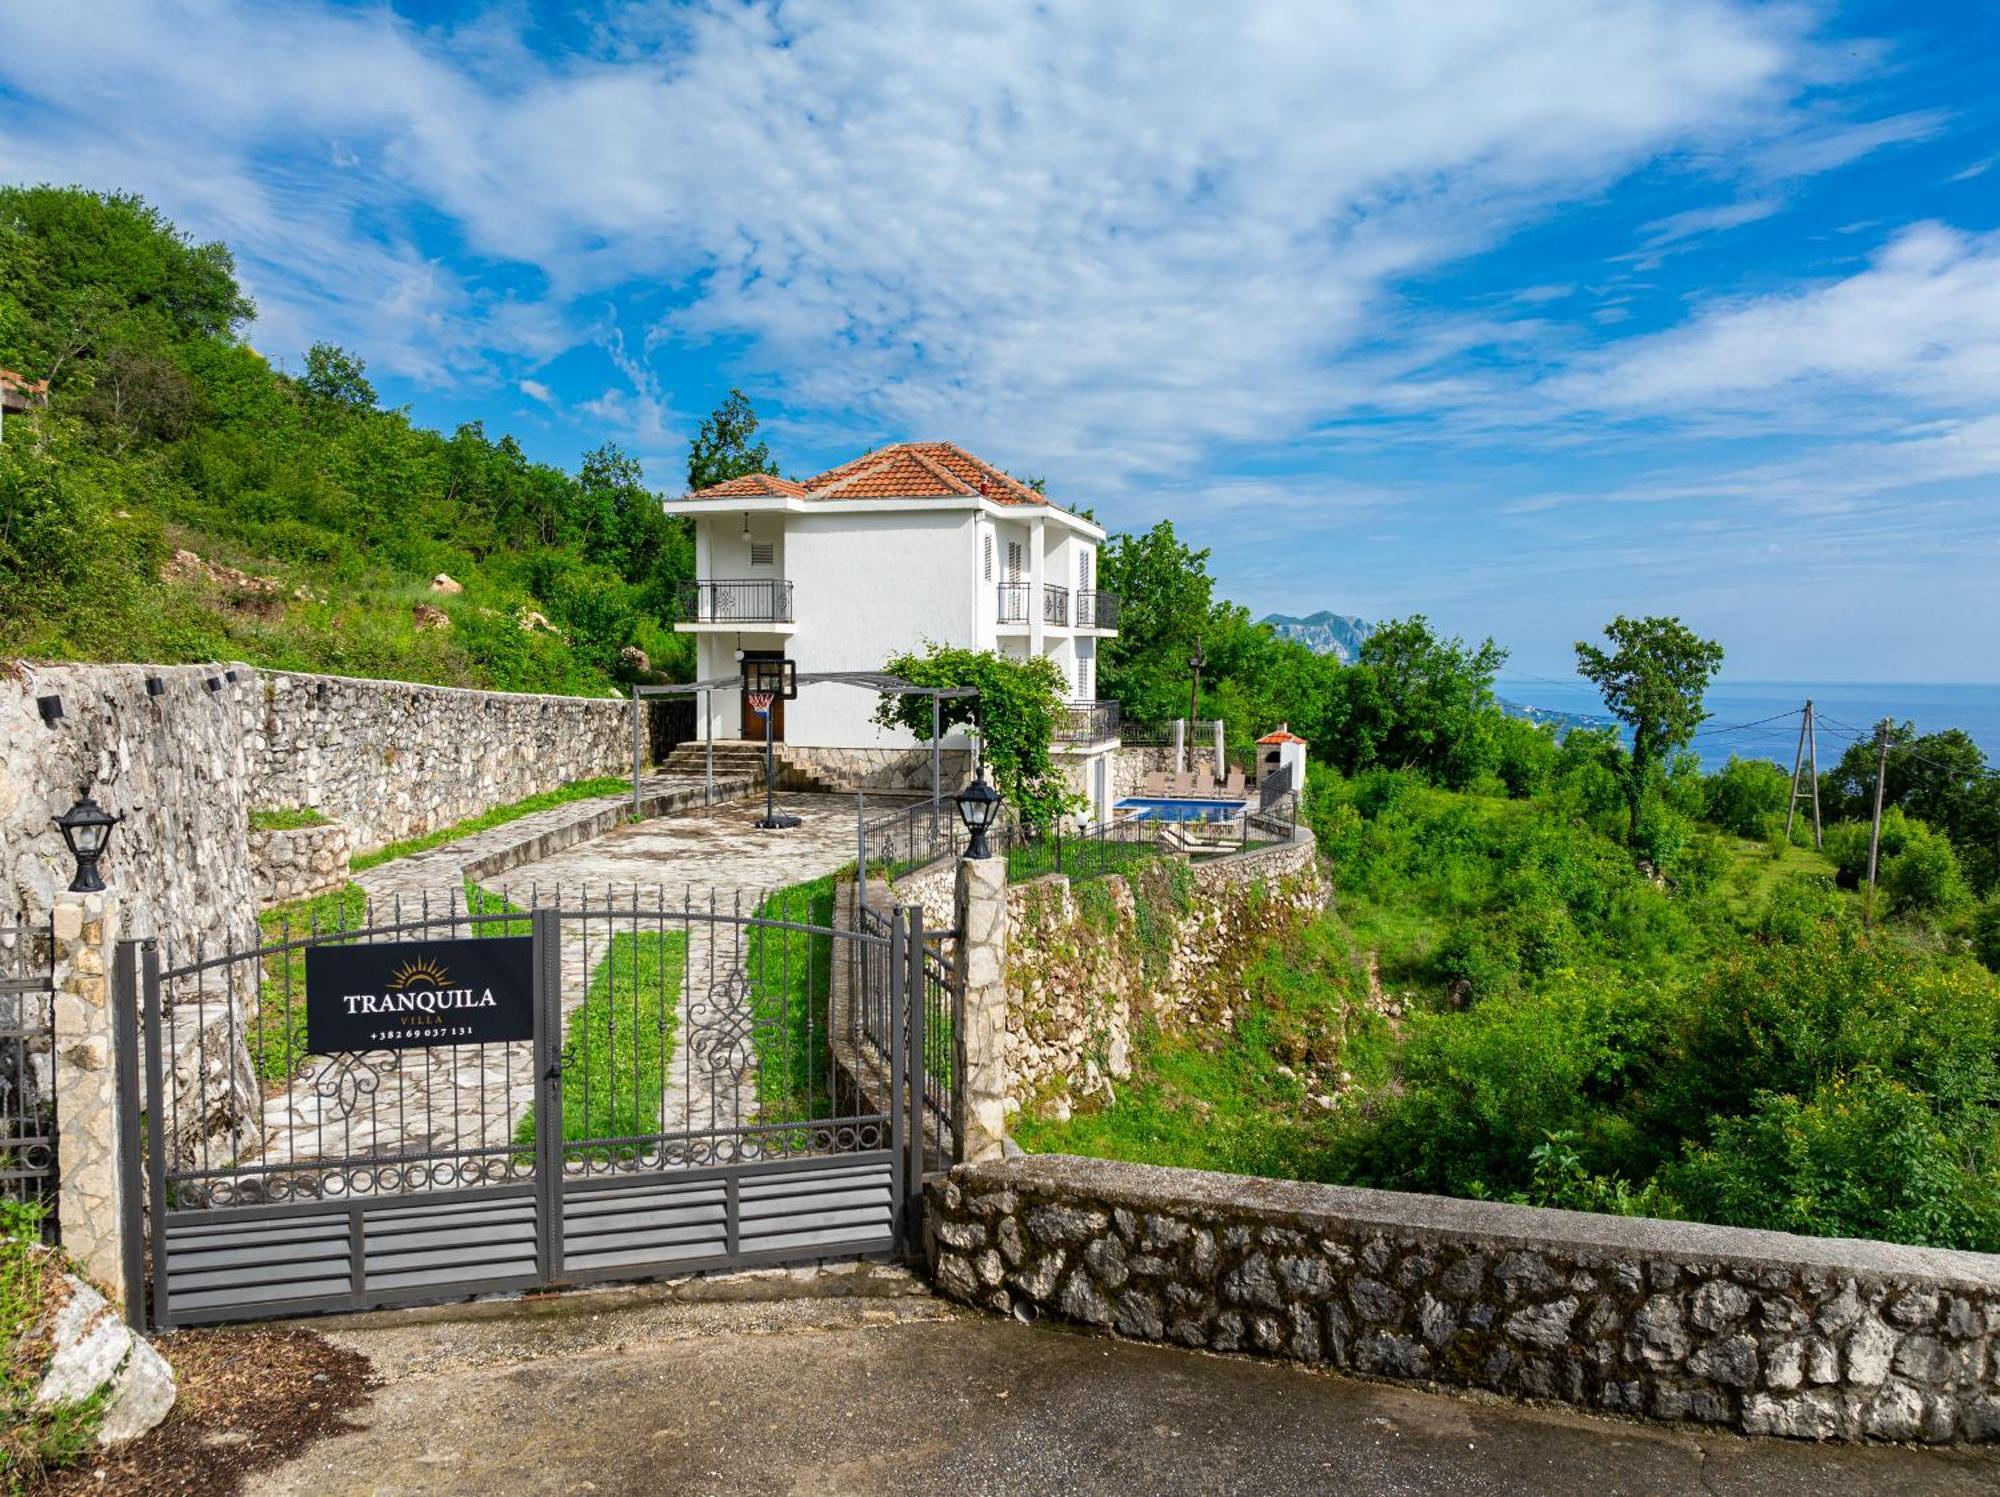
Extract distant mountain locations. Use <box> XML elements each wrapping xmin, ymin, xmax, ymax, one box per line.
<box><xmin>1261</xmin><ymin>610</ymin><xmax>1373</xmax><ymax>664</ymax></box>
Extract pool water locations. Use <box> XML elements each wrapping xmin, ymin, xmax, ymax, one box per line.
<box><xmin>1114</xmin><ymin>797</ymin><xmax>1247</xmax><ymax>823</ymax></box>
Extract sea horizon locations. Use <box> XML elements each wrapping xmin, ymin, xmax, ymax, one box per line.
<box><xmin>1491</xmin><ymin>675</ymin><xmax>2000</xmax><ymax>773</ymax></box>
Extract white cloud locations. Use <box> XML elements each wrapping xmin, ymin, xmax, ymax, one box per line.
<box><xmin>0</xmin><ymin>0</ymin><xmax>1818</xmax><ymax>483</ymax></box>
<box><xmin>1560</xmin><ymin>222</ymin><xmax>2000</xmax><ymax>417</ymax></box>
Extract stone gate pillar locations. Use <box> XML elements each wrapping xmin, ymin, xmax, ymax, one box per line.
<box><xmin>50</xmin><ymin>889</ymin><xmax>129</xmax><ymax>1306</ymax></box>
<box><xmin>952</xmin><ymin>854</ymin><xmax>1008</xmax><ymax>1164</ymax></box>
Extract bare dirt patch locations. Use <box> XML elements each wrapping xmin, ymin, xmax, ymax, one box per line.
<box><xmin>36</xmin><ymin>1329</ymin><xmax>374</xmax><ymax>1497</ymax></box>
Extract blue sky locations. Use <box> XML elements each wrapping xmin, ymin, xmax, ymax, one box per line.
<box><xmin>3</xmin><ymin>1</ymin><xmax>1997</xmax><ymax>681</ymax></box>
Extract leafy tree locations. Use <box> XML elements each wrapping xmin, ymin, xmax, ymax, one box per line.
<box><xmin>1574</xmin><ymin>615</ymin><xmax>1724</xmax><ymax>843</ymax></box>
<box><xmin>874</xmin><ymin>643</ymin><xmax>1076</xmax><ymax>829</ymax></box>
<box><xmin>1096</xmin><ymin>520</ymin><xmax>1216</xmax><ymax>728</ymax></box>
<box><xmin>1822</xmin><ymin>724</ymin><xmax>2000</xmax><ymax>897</ymax></box>
<box><xmin>298</xmin><ymin>342</ymin><xmax>377</xmax><ymax>411</ymax></box>
<box><xmin>686</xmin><ymin>388</ymin><xmax>779</xmax><ymax>492</ymax></box>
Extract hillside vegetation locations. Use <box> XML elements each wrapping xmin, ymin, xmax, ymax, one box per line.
<box><xmin>1</xmin><ymin>186</ymin><xmax>695</xmax><ymax>693</ymax></box>
<box><xmin>1027</xmin><ymin>632</ymin><xmax>2000</xmax><ymax>1253</ymax></box>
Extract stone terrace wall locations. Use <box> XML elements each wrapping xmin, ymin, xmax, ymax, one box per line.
<box><xmin>1</xmin><ymin>664</ymin><xmax>258</xmax><ymax>962</ymax></box>
<box><xmin>246</xmin><ymin>821</ymin><xmax>352</xmax><ymax>909</ymax></box>
<box><xmin>2</xmin><ymin>662</ymin><xmax>630</xmax><ymax>946</ymax></box>
<box><xmin>929</xmin><ymin>1155</ymin><xmax>2000</xmax><ymax>1445</ymax></box>
<box><xmin>243</xmin><ymin>669</ymin><xmax>628</xmax><ymax>853</ymax></box>
<box><xmin>887</xmin><ymin>833</ymin><xmax>1321</xmax><ymax>1123</ymax></box>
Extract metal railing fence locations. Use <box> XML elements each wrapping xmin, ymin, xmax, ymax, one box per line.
<box><xmin>676</xmin><ymin>578</ymin><xmax>795</xmax><ymax>624</ymax></box>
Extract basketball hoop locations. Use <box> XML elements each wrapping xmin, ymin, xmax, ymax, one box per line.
<box><xmin>748</xmin><ymin>691</ymin><xmax>774</xmax><ymax>716</ymax></box>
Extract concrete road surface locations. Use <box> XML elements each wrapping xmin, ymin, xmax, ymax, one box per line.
<box><xmin>241</xmin><ymin>1271</ymin><xmax>2000</xmax><ymax>1497</ymax></box>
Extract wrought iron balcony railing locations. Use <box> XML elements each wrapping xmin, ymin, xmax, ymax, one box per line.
<box><xmin>997</xmin><ymin>582</ymin><xmax>1029</xmax><ymax>624</ymax></box>
<box><xmin>676</xmin><ymin>578</ymin><xmax>795</xmax><ymax>624</ymax></box>
<box><xmin>1055</xmin><ymin>699</ymin><xmax>1121</xmax><ymax>744</ymax></box>
<box><xmin>1075</xmin><ymin>589</ymin><xmax>1120</xmax><ymax>629</ymax></box>
<box><xmin>1044</xmin><ymin>584</ymin><xmax>1069</xmax><ymax>626</ymax></box>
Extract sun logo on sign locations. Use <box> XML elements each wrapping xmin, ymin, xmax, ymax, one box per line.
<box><xmin>388</xmin><ymin>956</ymin><xmax>451</xmax><ymax>990</ymax></box>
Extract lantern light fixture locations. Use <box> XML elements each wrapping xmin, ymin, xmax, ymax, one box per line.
<box><xmin>952</xmin><ymin>765</ymin><xmax>1004</xmax><ymax>861</ymax></box>
<box><xmin>36</xmin><ymin>695</ymin><xmax>63</xmax><ymax>725</ymax></box>
<box><xmin>53</xmin><ymin>792</ymin><xmax>123</xmax><ymax>893</ymax></box>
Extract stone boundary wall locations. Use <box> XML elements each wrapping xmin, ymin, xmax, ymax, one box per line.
<box><xmin>3</xmin><ymin>661</ymin><xmax>634</xmax><ymax>946</ymax></box>
<box><xmin>247</xmin><ymin>821</ymin><xmax>352</xmax><ymax>909</ymax></box>
<box><xmin>929</xmin><ymin>1155</ymin><xmax>2000</xmax><ymax>1445</ymax></box>
<box><xmin>885</xmin><ymin>830</ymin><xmax>1321</xmax><ymax>1123</ymax></box>
<box><xmin>243</xmin><ymin>668</ymin><xmax>628</xmax><ymax>853</ymax></box>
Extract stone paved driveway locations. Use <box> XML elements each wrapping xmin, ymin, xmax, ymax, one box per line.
<box><xmin>254</xmin><ymin>790</ymin><xmax>921</xmax><ymax>1189</ymax></box>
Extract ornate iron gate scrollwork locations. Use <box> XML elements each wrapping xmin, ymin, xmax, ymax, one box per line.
<box><xmin>120</xmin><ymin>884</ymin><xmax>936</xmax><ymax>1328</ymax></box>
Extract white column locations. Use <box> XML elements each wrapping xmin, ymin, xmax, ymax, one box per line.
<box><xmin>1027</xmin><ymin>517</ymin><xmax>1046</xmax><ymax>656</ymax></box>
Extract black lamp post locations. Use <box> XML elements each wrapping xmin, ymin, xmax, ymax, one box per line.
<box><xmin>1187</xmin><ymin>641</ymin><xmax>1207</xmax><ymax>724</ymax></box>
<box><xmin>53</xmin><ymin>793</ymin><xmax>123</xmax><ymax>893</ymax></box>
<box><xmin>953</xmin><ymin>765</ymin><xmax>1004</xmax><ymax>861</ymax></box>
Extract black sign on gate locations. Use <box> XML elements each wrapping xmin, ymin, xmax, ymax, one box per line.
<box><xmin>304</xmin><ymin>936</ymin><xmax>534</xmax><ymax>1053</ymax></box>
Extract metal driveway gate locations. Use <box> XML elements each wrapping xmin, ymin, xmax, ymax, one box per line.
<box><xmin>118</xmin><ymin>888</ymin><xmax>935</xmax><ymax>1329</ymax></box>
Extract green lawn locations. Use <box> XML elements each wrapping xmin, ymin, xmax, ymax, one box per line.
<box><xmin>1005</xmin><ymin>832</ymin><xmax>1163</xmax><ymax>886</ymax></box>
<box><xmin>1</xmin><ymin>1203</ymin><xmax>103</xmax><ymax>1486</ymax></box>
<box><xmin>248</xmin><ymin>806</ymin><xmax>331</xmax><ymax>831</ymax></box>
<box><xmin>516</xmin><ymin>928</ymin><xmax>687</xmax><ymax>1162</ymax></box>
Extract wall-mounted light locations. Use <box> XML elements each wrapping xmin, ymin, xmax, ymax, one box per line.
<box><xmin>36</xmin><ymin>695</ymin><xmax>64</xmax><ymax>725</ymax></box>
<box><xmin>741</xmin><ymin>511</ymin><xmax>751</xmax><ymax>540</ymax></box>
<box><xmin>204</xmin><ymin>676</ymin><xmax>223</xmax><ymax>694</ymax></box>
<box><xmin>224</xmin><ymin>669</ymin><xmax>239</xmax><ymax>683</ymax></box>
<box><xmin>144</xmin><ymin>676</ymin><xmax>165</xmax><ymax>697</ymax></box>
<box><xmin>953</xmin><ymin>765</ymin><xmax>1004</xmax><ymax>861</ymax></box>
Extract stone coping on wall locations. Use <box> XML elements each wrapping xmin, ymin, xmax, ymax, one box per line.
<box><xmin>927</xmin><ymin>1154</ymin><xmax>2000</xmax><ymax>1444</ymax></box>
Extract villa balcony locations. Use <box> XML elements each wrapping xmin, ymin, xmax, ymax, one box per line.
<box><xmin>676</xmin><ymin>578</ymin><xmax>795</xmax><ymax>626</ymax></box>
<box><xmin>1075</xmin><ymin>589</ymin><xmax>1120</xmax><ymax>629</ymax></box>
<box><xmin>1044</xmin><ymin>583</ymin><xmax>1069</xmax><ymax>626</ymax></box>
<box><xmin>1054</xmin><ymin>699</ymin><xmax>1121</xmax><ymax>746</ymax></box>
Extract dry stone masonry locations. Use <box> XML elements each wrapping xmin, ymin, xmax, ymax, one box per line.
<box><xmin>247</xmin><ymin>819</ymin><xmax>352</xmax><ymax>908</ymax></box>
<box><xmin>928</xmin><ymin>1155</ymin><xmax>2000</xmax><ymax>1444</ymax></box>
<box><xmin>2</xmin><ymin>661</ymin><xmax>631</xmax><ymax>940</ymax></box>
<box><xmin>902</xmin><ymin>834</ymin><xmax>1322</xmax><ymax>1122</ymax></box>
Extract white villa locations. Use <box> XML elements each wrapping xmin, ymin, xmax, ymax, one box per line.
<box><xmin>671</xmin><ymin>442</ymin><xmax>1124</xmax><ymax>813</ymax></box>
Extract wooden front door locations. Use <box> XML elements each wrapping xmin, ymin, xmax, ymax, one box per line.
<box><xmin>743</xmin><ymin>653</ymin><xmax>786</xmax><ymax>741</ymax></box>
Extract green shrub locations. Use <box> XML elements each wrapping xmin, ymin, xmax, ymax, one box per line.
<box><xmin>1666</xmin><ymin>1070</ymin><xmax>2000</xmax><ymax>1251</ymax></box>
<box><xmin>1975</xmin><ymin>900</ymin><xmax>2000</xmax><ymax>973</ymax></box>
<box><xmin>1704</xmin><ymin>755</ymin><xmax>1791</xmax><ymax>838</ymax></box>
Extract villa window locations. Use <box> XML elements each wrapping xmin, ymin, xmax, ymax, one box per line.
<box><xmin>1078</xmin><ymin>549</ymin><xmax>1091</xmax><ymax>590</ymax></box>
<box><xmin>1006</xmin><ymin>541</ymin><xmax>1023</xmax><ymax>582</ymax></box>
<box><xmin>983</xmin><ymin>533</ymin><xmax>994</xmax><ymax>580</ymax></box>
<box><xmin>750</xmin><ymin>541</ymin><xmax>774</xmax><ymax>566</ymax></box>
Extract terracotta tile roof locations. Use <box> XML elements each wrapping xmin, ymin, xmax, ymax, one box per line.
<box><xmin>685</xmin><ymin>472</ymin><xmax>809</xmax><ymax>498</ymax></box>
<box><xmin>0</xmin><ymin>368</ymin><xmax>49</xmax><ymax>395</ymax></box>
<box><xmin>685</xmin><ymin>442</ymin><xmax>1049</xmax><ymax>506</ymax></box>
<box><xmin>1257</xmin><ymin>725</ymin><xmax>1308</xmax><ymax>745</ymax></box>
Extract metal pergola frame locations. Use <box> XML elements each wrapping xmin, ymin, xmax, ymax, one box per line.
<box><xmin>629</xmin><ymin>672</ymin><xmax>979</xmax><ymax>822</ymax></box>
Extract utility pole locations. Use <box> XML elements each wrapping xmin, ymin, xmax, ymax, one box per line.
<box><xmin>1865</xmin><ymin>717</ymin><xmax>1891</xmax><ymax>925</ymax></box>
<box><xmin>1784</xmin><ymin>700</ymin><xmax>1824</xmax><ymax>850</ymax></box>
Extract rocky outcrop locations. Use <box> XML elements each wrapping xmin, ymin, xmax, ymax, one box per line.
<box><xmin>929</xmin><ymin>1154</ymin><xmax>2000</xmax><ymax>1445</ymax></box>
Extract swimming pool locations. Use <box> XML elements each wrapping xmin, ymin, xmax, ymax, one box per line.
<box><xmin>1114</xmin><ymin>797</ymin><xmax>1247</xmax><ymax>823</ymax></box>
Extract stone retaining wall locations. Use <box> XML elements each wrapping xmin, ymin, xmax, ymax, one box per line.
<box><xmin>2</xmin><ymin>662</ymin><xmax>632</xmax><ymax>944</ymax></box>
<box><xmin>887</xmin><ymin>833</ymin><xmax>1322</xmax><ymax>1123</ymax></box>
<box><xmin>779</xmin><ymin>744</ymin><xmax>973</xmax><ymax>794</ymax></box>
<box><xmin>247</xmin><ymin>821</ymin><xmax>352</xmax><ymax>909</ymax></box>
<box><xmin>242</xmin><ymin>669</ymin><xmax>629</xmax><ymax>852</ymax></box>
<box><xmin>928</xmin><ymin>1154</ymin><xmax>2000</xmax><ymax>1444</ymax></box>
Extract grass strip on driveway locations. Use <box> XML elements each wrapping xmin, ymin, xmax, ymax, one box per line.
<box><xmin>350</xmin><ymin>775</ymin><xmax>628</xmax><ymax>871</ymax></box>
<box><xmin>515</xmin><ymin>927</ymin><xmax>687</xmax><ymax>1162</ymax></box>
